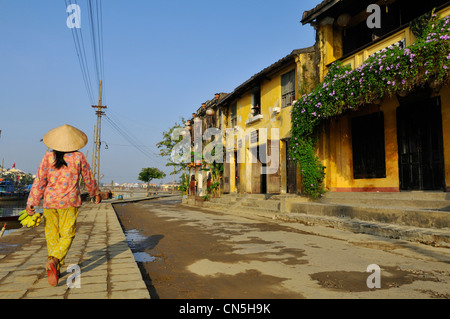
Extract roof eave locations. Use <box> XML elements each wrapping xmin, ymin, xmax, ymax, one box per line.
<box><xmin>301</xmin><ymin>0</ymin><xmax>342</xmax><ymax>25</ymax></box>
<box><xmin>217</xmin><ymin>47</ymin><xmax>315</xmax><ymax>107</ymax></box>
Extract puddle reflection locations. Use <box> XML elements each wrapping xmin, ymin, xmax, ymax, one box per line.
<box><xmin>124</xmin><ymin>229</ymin><xmax>161</xmax><ymax>263</ymax></box>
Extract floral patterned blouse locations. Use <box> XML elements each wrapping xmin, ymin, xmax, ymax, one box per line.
<box><xmin>27</xmin><ymin>151</ymin><xmax>99</xmax><ymax>209</ymax></box>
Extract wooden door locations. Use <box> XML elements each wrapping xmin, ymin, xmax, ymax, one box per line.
<box><xmin>251</xmin><ymin>148</ymin><xmax>262</xmax><ymax>194</ymax></box>
<box><xmin>266</xmin><ymin>139</ymin><xmax>281</xmax><ymax>194</ymax></box>
<box><xmin>223</xmin><ymin>162</ymin><xmax>230</xmax><ymax>193</ymax></box>
<box><xmin>234</xmin><ymin>151</ymin><xmax>240</xmax><ymax>193</ymax></box>
<box><xmin>397</xmin><ymin>97</ymin><xmax>445</xmax><ymax>191</ymax></box>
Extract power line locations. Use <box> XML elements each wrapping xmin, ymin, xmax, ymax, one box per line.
<box><xmin>65</xmin><ymin>0</ymin><xmax>105</xmax><ymax>104</ymax></box>
<box><xmin>97</xmin><ymin>0</ymin><xmax>105</xmax><ymax>99</ymax></box>
<box><xmin>104</xmin><ymin>115</ymin><xmax>161</xmax><ymax>162</ymax></box>
<box><xmin>107</xmin><ymin>108</ymin><xmax>168</xmax><ymax>135</ymax></box>
<box><xmin>109</xmin><ymin>112</ymin><xmax>170</xmax><ymax>164</ymax></box>
<box><xmin>66</xmin><ymin>0</ymin><xmax>111</xmax><ymax>183</ymax></box>
<box><xmin>103</xmin><ymin>114</ymin><xmax>166</xmax><ymax>166</ymax></box>
<box><xmin>97</xmin><ymin>0</ymin><xmax>105</xmax><ymax>80</ymax></box>
<box><xmin>87</xmin><ymin>0</ymin><xmax>101</xmax><ymax>85</ymax></box>
<box><xmin>66</xmin><ymin>2</ymin><xmax>166</xmax><ymax>177</ymax></box>
<box><xmin>65</xmin><ymin>0</ymin><xmax>96</xmax><ymax>105</ymax></box>
<box><xmin>106</xmin><ymin>110</ymin><xmax>163</xmax><ymax>148</ymax></box>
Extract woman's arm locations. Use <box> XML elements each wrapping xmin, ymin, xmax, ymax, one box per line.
<box><xmin>80</xmin><ymin>153</ymin><xmax>102</xmax><ymax>204</ymax></box>
<box><xmin>26</xmin><ymin>153</ymin><xmax>49</xmax><ymax>214</ymax></box>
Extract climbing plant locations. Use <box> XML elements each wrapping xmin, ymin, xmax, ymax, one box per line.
<box><xmin>290</xmin><ymin>13</ymin><xmax>450</xmax><ymax>198</ymax></box>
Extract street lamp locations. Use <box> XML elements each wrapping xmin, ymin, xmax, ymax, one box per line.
<box><xmin>100</xmin><ymin>141</ymin><xmax>109</xmax><ymax>150</ymax></box>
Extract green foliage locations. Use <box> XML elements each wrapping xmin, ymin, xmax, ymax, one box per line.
<box><xmin>138</xmin><ymin>167</ymin><xmax>166</xmax><ymax>184</ymax></box>
<box><xmin>156</xmin><ymin>117</ymin><xmax>187</xmax><ymax>176</ymax></box>
<box><xmin>294</xmin><ymin>138</ymin><xmax>326</xmax><ymax>199</ymax></box>
<box><xmin>207</xmin><ymin>181</ymin><xmax>220</xmax><ymax>194</ymax></box>
<box><xmin>410</xmin><ymin>9</ymin><xmax>434</xmax><ymax>38</ymax></box>
<box><xmin>138</xmin><ymin>167</ymin><xmax>166</xmax><ymax>196</ymax></box>
<box><xmin>290</xmin><ymin>13</ymin><xmax>450</xmax><ymax>198</ymax></box>
<box><xmin>191</xmin><ymin>145</ymin><xmax>224</xmax><ymax>197</ymax></box>
<box><xmin>178</xmin><ymin>176</ymin><xmax>189</xmax><ymax>195</ymax></box>
<box><xmin>207</xmin><ymin>146</ymin><xmax>224</xmax><ymax>197</ymax></box>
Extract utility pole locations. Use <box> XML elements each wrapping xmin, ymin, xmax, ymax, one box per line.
<box><xmin>172</xmin><ymin>166</ymin><xmax>175</xmax><ymax>194</ymax></box>
<box><xmin>92</xmin><ymin>80</ymin><xmax>107</xmax><ymax>188</ymax></box>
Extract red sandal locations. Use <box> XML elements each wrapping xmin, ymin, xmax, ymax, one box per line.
<box><xmin>46</xmin><ymin>259</ymin><xmax>60</xmax><ymax>287</ymax></box>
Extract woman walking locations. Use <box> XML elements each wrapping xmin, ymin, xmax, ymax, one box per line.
<box><xmin>26</xmin><ymin>124</ymin><xmax>102</xmax><ymax>287</ymax></box>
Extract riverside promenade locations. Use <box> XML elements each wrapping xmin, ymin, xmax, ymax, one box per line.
<box><xmin>0</xmin><ymin>201</ymin><xmax>150</xmax><ymax>299</ymax></box>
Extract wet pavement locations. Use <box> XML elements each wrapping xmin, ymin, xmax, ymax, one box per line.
<box><xmin>4</xmin><ymin>195</ymin><xmax>448</xmax><ymax>300</ymax></box>
<box><xmin>0</xmin><ymin>202</ymin><xmax>150</xmax><ymax>299</ymax></box>
<box><xmin>115</xmin><ymin>197</ymin><xmax>450</xmax><ymax>299</ymax></box>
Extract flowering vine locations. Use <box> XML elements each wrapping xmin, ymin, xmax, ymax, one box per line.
<box><xmin>290</xmin><ymin>13</ymin><xmax>450</xmax><ymax>198</ymax></box>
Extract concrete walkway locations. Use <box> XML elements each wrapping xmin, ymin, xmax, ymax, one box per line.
<box><xmin>0</xmin><ymin>202</ymin><xmax>150</xmax><ymax>299</ymax></box>
<box><xmin>192</xmin><ymin>192</ymin><xmax>450</xmax><ymax>248</ymax></box>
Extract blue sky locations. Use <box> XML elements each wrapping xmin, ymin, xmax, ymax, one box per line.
<box><xmin>0</xmin><ymin>0</ymin><xmax>318</xmax><ymax>184</ymax></box>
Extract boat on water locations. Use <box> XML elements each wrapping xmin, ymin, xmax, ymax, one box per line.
<box><xmin>0</xmin><ymin>178</ymin><xmax>30</xmax><ymax>201</ymax></box>
<box><xmin>0</xmin><ymin>215</ymin><xmax>20</xmax><ymax>222</ymax></box>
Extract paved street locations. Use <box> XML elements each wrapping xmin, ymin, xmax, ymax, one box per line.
<box><xmin>115</xmin><ymin>197</ymin><xmax>450</xmax><ymax>299</ymax></box>
<box><xmin>1</xmin><ymin>196</ymin><xmax>448</xmax><ymax>300</ymax></box>
<box><xmin>0</xmin><ymin>202</ymin><xmax>149</xmax><ymax>299</ymax></box>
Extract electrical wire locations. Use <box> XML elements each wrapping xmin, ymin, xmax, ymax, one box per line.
<box><xmin>65</xmin><ymin>1</ymin><xmax>165</xmax><ymax>172</ymax></box>
<box><xmin>103</xmin><ymin>114</ymin><xmax>166</xmax><ymax>166</ymax></box>
<box><xmin>104</xmin><ymin>108</ymin><xmax>171</xmax><ymax>169</ymax></box>
<box><xmin>65</xmin><ymin>0</ymin><xmax>96</xmax><ymax>105</ymax></box>
<box><xmin>65</xmin><ymin>0</ymin><xmax>105</xmax><ymax>105</ymax></box>
<box><xmin>104</xmin><ymin>115</ymin><xmax>160</xmax><ymax>160</ymax></box>
<box><xmin>87</xmin><ymin>0</ymin><xmax>101</xmax><ymax>86</ymax></box>
<box><xmin>97</xmin><ymin>0</ymin><xmax>105</xmax><ymax>98</ymax></box>
<box><xmin>107</xmin><ymin>108</ymin><xmax>165</xmax><ymax>135</ymax></box>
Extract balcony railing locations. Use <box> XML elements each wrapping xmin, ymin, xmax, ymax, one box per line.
<box><xmin>335</xmin><ymin>5</ymin><xmax>450</xmax><ymax>71</ymax></box>
<box><xmin>340</xmin><ymin>26</ymin><xmax>416</xmax><ymax>70</ymax></box>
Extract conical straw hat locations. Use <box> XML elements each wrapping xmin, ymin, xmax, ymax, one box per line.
<box><xmin>43</xmin><ymin>124</ymin><xmax>88</xmax><ymax>152</ymax></box>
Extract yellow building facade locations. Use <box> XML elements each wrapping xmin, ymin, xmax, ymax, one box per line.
<box><xmin>302</xmin><ymin>0</ymin><xmax>450</xmax><ymax>192</ymax></box>
<box><xmin>218</xmin><ymin>48</ymin><xmax>316</xmax><ymax>194</ymax></box>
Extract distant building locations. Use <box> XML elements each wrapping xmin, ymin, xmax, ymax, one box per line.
<box><xmin>161</xmin><ymin>182</ymin><xmax>181</xmax><ymax>191</ymax></box>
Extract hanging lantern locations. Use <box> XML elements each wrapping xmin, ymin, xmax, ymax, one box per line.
<box><xmin>336</xmin><ymin>13</ymin><xmax>351</xmax><ymax>28</ymax></box>
<box><xmin>186</xmin><ymin>125</ymin><xmax>192</xmax><ymax>131</ymax></box>
<box><xmin>201</xmin><ymin>103</ymin><xmax>206</xmax><ymax>108</ymax></box>
<box><xmin>206</xmin><ymin>108</ymin><xmax>215</xmax><ymax>116</ymax></box>
<box><xmin>373</xmin><ymin>97</ymin><xmax>383</xmax><ymax>105</ymax></box>
<box><xmin>192</xmin><ymin>113</ymin><xmax>197</xmax><ymax>118</ymax></box>
<box><xmin>397</xmin><ymin>89</ymin><xmax>408</xmax><ymax>97</ymax></box>
<box><xmin>181</xmin><ymin>129</ymin><xmax>189</xmax><ymax>136</ymax></box>
<box><xmin>429</xmin><ymin>78</ymin><xmax>442</xmax><ymax>94</ymax></box>
<box><xmin>337</xmin><ymin>13</ymin><xmax>351</xmax><ymax>36</ymax></box>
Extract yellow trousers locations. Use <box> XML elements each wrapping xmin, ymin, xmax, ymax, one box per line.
<box><xmin>43</xmin><ymin>207</ymin><xmax>79</xmax><ymax>267</ymax></box>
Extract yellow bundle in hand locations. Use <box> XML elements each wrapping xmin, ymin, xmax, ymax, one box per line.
<box><xmin>19</xmin><ymin>212</ymin><xmax>42</xmax><ymax>228</ymax></box>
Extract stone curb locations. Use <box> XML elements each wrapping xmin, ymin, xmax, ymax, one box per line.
<box><xmin>274</xmin><ymin>213</ymin><xmax>450</xmax><ymax>248</ymax></box>
<box><xmin>0</xmin><ymin>202</ymin><xmax>150</xmax><ymax>299</ymax></box>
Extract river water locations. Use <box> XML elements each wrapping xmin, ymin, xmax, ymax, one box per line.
<box><xmin>0</xmin><ymin>198</ymin><xmax>43</xmax><ymax>236</ymax></box>
<box><xmin>0</xmin><ymin>198</ymin><xmax>28</xmax><ymax>217</ymax></box>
